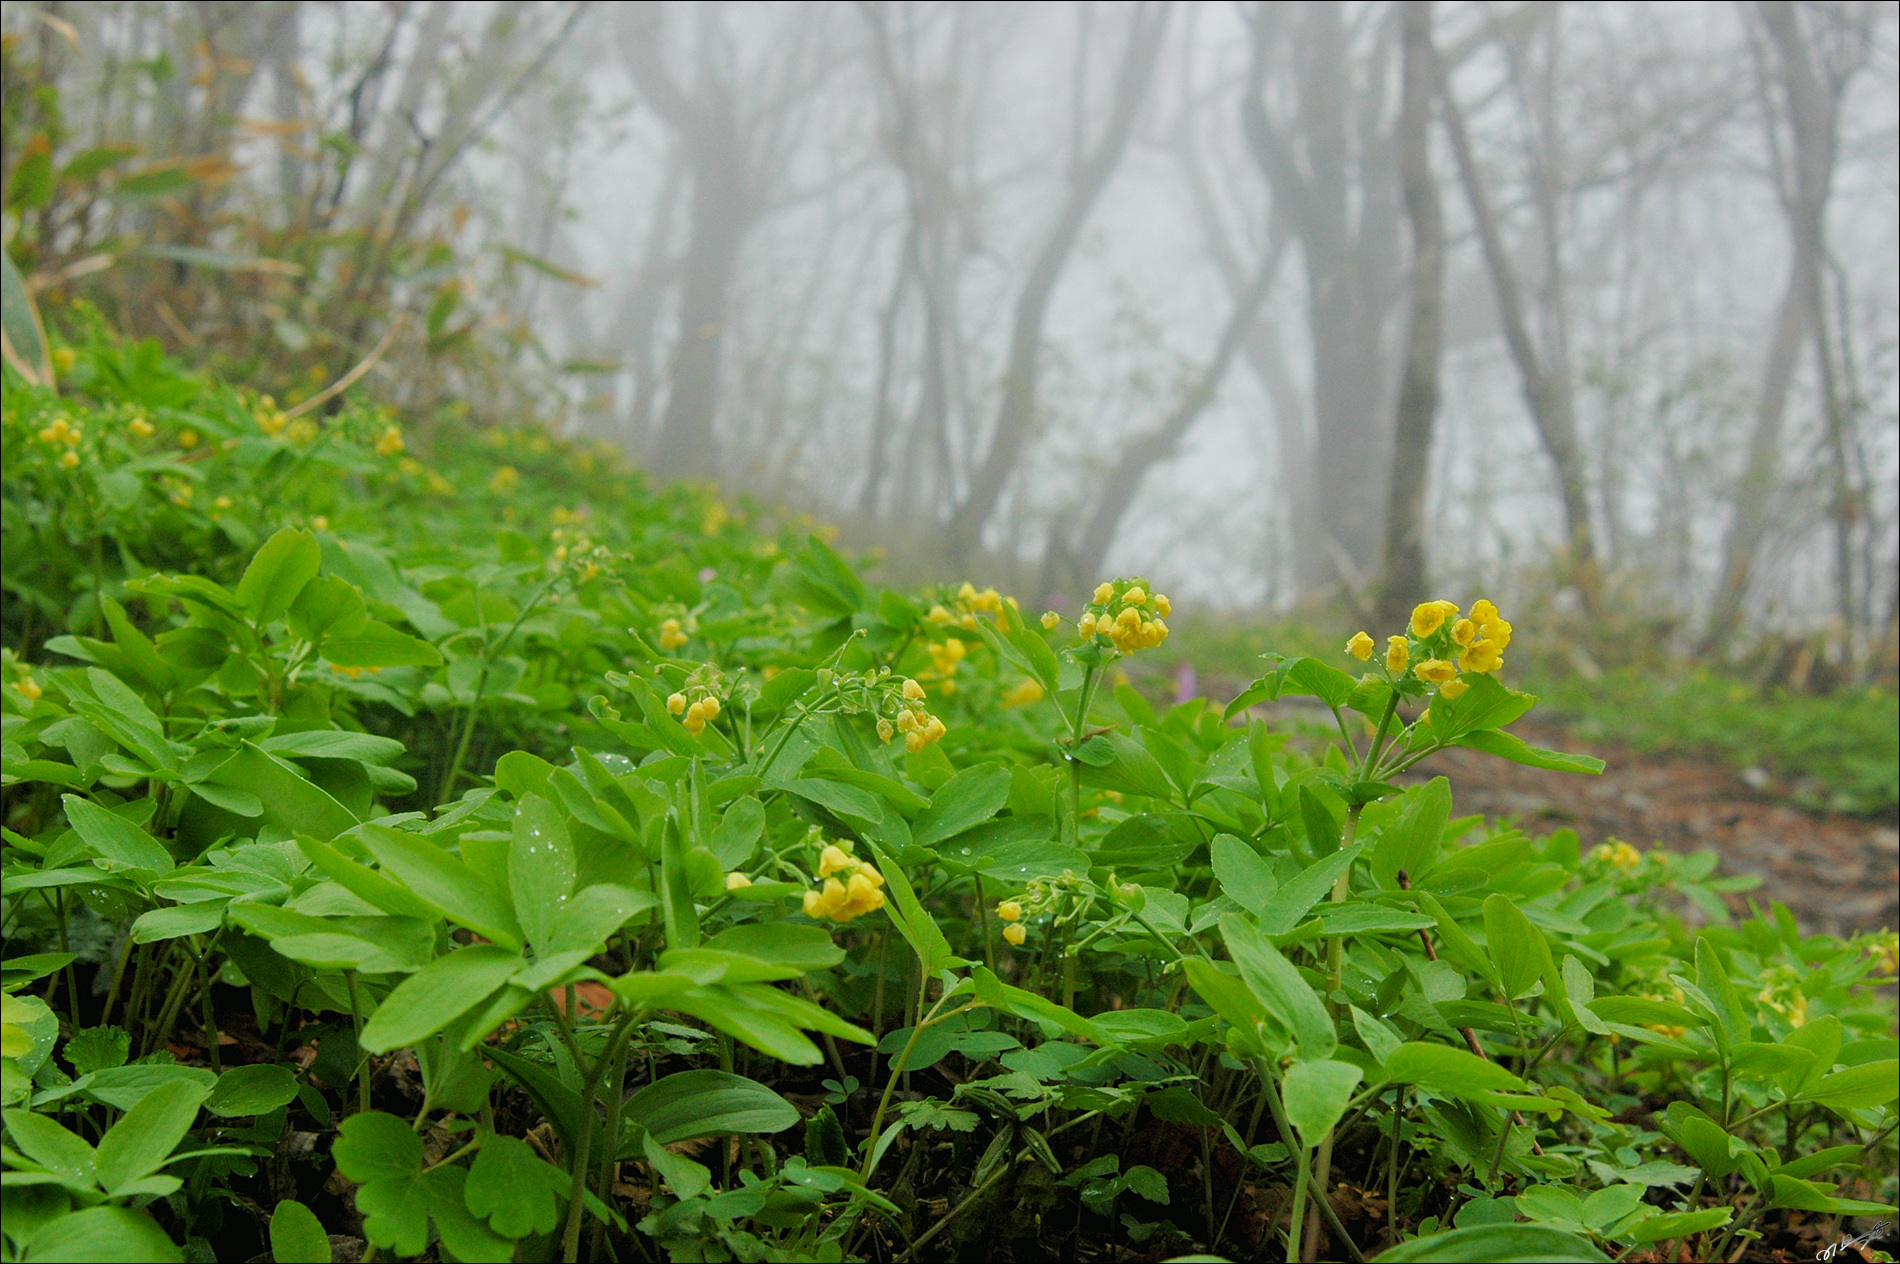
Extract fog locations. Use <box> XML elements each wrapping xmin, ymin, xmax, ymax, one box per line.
<box><xmin>7</xmin><ymin>0</ymin><xmax>1897</xmax><ymax>653</ymax></box>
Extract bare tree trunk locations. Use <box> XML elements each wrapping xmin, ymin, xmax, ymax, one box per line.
<box><xmin>1239</xmin><ymin>2</ymin><xmax>1404</xmax><ymax>598</ymax></box>
<box><xmin>1701</xmin><ymin>0</ymin><xmax>1847</xmax><ymax>654</ymax></box>
<box><xmin>1063</xmin><ymin>244</ymin><xmax>1280</xmax><ymax>589</ymax></box>
<box><xmin>1378</xmin><ymin>0</ymin><xmax>1444</xmax><ymax>629</ymax></box>
<box><xmin>944</xmin><ymin>2</ymin><xmax>1167</xmax><ymax>562</ymax></box>
<box><xmin>618</xmin><ymin>5</ymin><xmax>758</xmax><ymax>481</ymax></box>
<box><xmin>1437</xmin><ymin>42</ymin><xmax>1596</xmax><ymax>594</ymax></box>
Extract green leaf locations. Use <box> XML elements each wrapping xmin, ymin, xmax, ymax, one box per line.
<box><xmin>333</xmin><ymin>1111</ymin><xmax>427</xmax><ymax>1256</ymax></box>
<box><xmin>1351</xmin><ymin>1006</ymin><xmax>1403</xmax><ymax>1067</ymax></box>
<box><xmin>1776</xmin><ymin>1014</ymin><xmax>1840</xmax><ymax>1097</ymax></box>
<box><xmin>1258</xmin><ymin>843</ymin><xmax>1363</xmax><ymax>935</ymax></box>
<box><xmin>1</xmin><ymin>246</ymin><xmax>53</xmax><ymax>387</ymax></box>
<box><xmin>321</xmin><ymin>620</ymin><xmax>443</xmax><ymax>669</ymax></box>
<box><xmin>509</xmin><ymin>795</ymin><xmax>575</xmax><ymax>951</ymax></box>
<box><xmin>1768</xmin><ymin>1174</ymin><xmax>1899</xmax><ymax>1214</ymax></box>
<box><xmin>213</xmin><ymin>743</ymin><xmax>359</xmax><ymax>842</ymax></box>
<box><xmin>465</xmin><ymin>1134</ymin><xmax>566</xmax><ymax>1238</ymax></box>
<box><xmin>1220</xmin><ymin>913</ymin><xmax>1335</xmax><ymax>1060</ymax></box>
<box><xmin>267</xmin><ymin>1200</ymin><xmax>332</xmax><ymax>1263</ymax></box>
<box><xmin>1182</xmin><ymin>959</ymin><xmax>1272</xmax><ymax>1056</ymax></box>
<box><xmin>1370</xmin><ymin>1223</ymin><xmax>1610</xmax><ymax>1262</ymax></box>
<box><xmin>1381</xmin><ymin>1042</ymin><xmax>1528</xmax><ymax>1097</ymax></box>
<box><xmin>622</xmin><ymin>1069</ymin><xmax>801</xmax><ymax>1145</ymax></box>
<box><xmin>710</xmin><ymin>795</ymin><xmax>765</xmax><ymax>868</ymax></box>
<box><xmin>94</xmin><ymin>1078</ymin><xmax>208</xmax><ymax>1194</ymax></box>
<box><xmin>287</xmin><ymin>575</ymin><xmax>369</xmax><ymax>644</ymax></box>
<box><xmin>1280</xmin><ymin>1059</ymin><xmax>1363</xmax><ymax>1148</ymax></box>
<box><xmin>1799</xmin><ymin>1060</ymin><xmax>1899</xmax><ymax>1110</ymax></box>
<box><xmin>1210</xmin><ymin>834</ymin><xmax>1277</xmax><ymax>913</ymax></box>
<box><xmin>642</xmin><ymin>1130</ymin><xmax>712</xmax><ymax>1199</ymax></box>
<box><xmin>547</xmin><ymin>884</ymin><xmax>654</xmax><ymax>956</ymax></box>
<box><xmin>236</xmin><ymin>528</ymin><xmax>321</xmax><ymax>625</ymax></box>
<box><xmin>864</xmin><ymin>840</ymin><xmax>954</xmax><ymax>976</ymax></box>
<box><xmin>1371</xmin><ymin>777</ymin><xmax>1450</xmax><ymax>890</ymax></box>
<box><xmin>1453</xmin><ymin>730</ymin><xmax>1604</xmax><ymax>775</ymax></box>
<box><xmin>1623</xmin><ymin>1207</ymin><xmax>1731</xmax><ymax>1244</ymax></box>
<box><xmin>705</xmin><ymin>923</ymin><xmax>845</xmax><ymax>972</ymax></box>
<box><xmin>1694</xmin><ymin>939</ymin><xmax>1748</xmax><ymax>1051</ymax></box>
<box><xmin>206</xmin><ymin>1064</ymin><xmax>299</xmax><ymax>1118</ymax></box>
<box><xmin>260</xmin><ymin>731</ymin><xmax>403</xmax><ymax>764</ymax></box>
<box><xmin>61</xmin><ymin>795</ymin><xmax>172</xmax><ymax>873</ymax></box>
<box><xmin>1729</xmin><ymin>1042</ymin><xmax>1814</xmax><ymax>1081</ymax></box>
<box><xmin>912</xmin><ymin>763</ymin><xmax>1010</xmax><ymax>848</ymax></box>
<box><xmin>418</xmin><ymin>1165</ymin><xmax>513</xmax><ymax>1262</ymax></box>
<box><xmin>1587</xmin><ymin>996</ymin><xmax>1705</xmax><ymax>1029</ymax></box>
<box><xmin>359</xmin><ymin>945</ymin><xmax>523</xmax><ymax>1053</ymax></box>
<box><xmin>22</xmin><ymin>1207</ymin><xmax>184</xmax><ymax>1263</ymax></box>
<box><xmin>1482</xmin><ymin>893</ymin><xmax>1546</xmax><ymax>1002</ymax></box>
<box><xmin>356</xmin><ymin>823</ymin><xmax>522</xmax><ymax>949</ymax></box>
<box><xmin>129</xmin><ymin>903</ymin><xmax>224</xmax><ymax>944</ymax></box>
<box><xmin>2</xmin><ymin>1108</ymin><xmax>97</xmax><ymax>1186</ymax></box>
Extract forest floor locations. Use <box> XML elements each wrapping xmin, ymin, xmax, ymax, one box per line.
<box><xmin>1408</xmin><ymin>714</ymin><xmax>1899</xmax><ymax>939</ymax></box>
<box><xmin>1215</xmin><ymin>684</ymin><xmax>1899</xmax><ymax>940</ymax></box>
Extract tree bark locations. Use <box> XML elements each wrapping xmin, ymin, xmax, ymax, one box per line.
<box><xmin>944</xmin><ymin>2</ymin><xmax>1167</xmax><ymax>562</ymax></box>
<box><xmin>619</xmin><ymin>5</ymin><xmax>758</xmax><ymax>482</ymax></box>
<box><xmin>1436</xmin><ymin>40</ymin><xmax>1597</xmax><ymax>592</ymax></box>
<box><xmin>1239</xmin><ymin>2</ymin><xmax>1404</xmax><ymax>598</ymax></box>
<box><xmin>1700</xmin><ymin>1</ymin><xmax>1845</xmax><ymax>655</ymax></box>
<box><xmin>1063</xmin><ymin>243</ymin><xmax>1280</xmax><ymax>589</ymax></box>
<box><xmin>1379</xmin><ymin>0</ymin><xmax>1444</xmax><ymax>630</ymax></box>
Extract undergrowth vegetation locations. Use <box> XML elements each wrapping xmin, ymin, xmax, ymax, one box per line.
<box><xmin>2</xmin><ymin>324</ymin><xmax>1896</xmax><ymax>1263</ymax></box>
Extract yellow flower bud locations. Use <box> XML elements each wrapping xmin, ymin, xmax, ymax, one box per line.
<box><xmin>667</xmin><ymin>692</ymin><xmax>687</xmax><ymax>715</ymax></box>
<box><xmin>1041</xmin><ymin>611</ymin><xmax>1060</xmax><ymax>630</ymax></box>
<box><xmin>16</xmin><ymin>677</ymin><xmax>42</xmax><ymax>701</ymax></box>
<box><xmin>819</xmin><ymin>844</ymin><xmax>854</xmax><ymax>877</ymax></box>
<box><xmin>1123</xmin><ymin>587</ymin><xmax>1147</xmax><ymax>607</ymax></box>
<box><xmin>803</xmin><ymin>889</ymin><xmax>824</xmax><ymax>917</ymax></box>
<box><xmin>1451</xmin><ymin>619</ymin><xmax>1477</xmax><ymax>647</ymax></box>
<box><xmin>701</xmin><ymin>696</ymin><xmax>720</xmax><ymax>718</ymax></box>
<box><xmin>178</xmin><ymin>428</ymin><xmax>200</xmax><ymax>450</ymax></box>
<box><xmin>1078</xmin><ymin>613</ymin><xmax>1097</xmax><ymax>638</ymax></box>
<box><xmin>60</xmin><ymin>451</ymin><xmax>80</xmax><ymax>469</ymax></box>
<box><xmin>725</xmin><ymin>872</ymin><xmax>752</xmax><ymax>890</ymax></box>
<box><xmin>1437</xmin><ymin>677</ymin><xmax>1468</xmax><ymax>700</ymax></box>
<box><xmin>1093</xmin><ymin>582</ymin><xmax>1114</xmax><ymax>603</ymax></box>
<box><xmin>1385</xmin><ymin>636</ymin><xmax>1409</xmax><ymax>674</ymax></box>
<box><xmin>905</xmin><ymin>731</ymin><xmax>926</xmax><ymax>753</ymax></box>
<box><xmin>926</xmin><ymin>604</ymin><xmax>954</xmax><ymax>625</ymax></box>
<box><xmin>1410</xmin><ymin>600</ymin><xmax>1458</xmax><ymax>639</ymax></box>
<box><xmin>1347</xmin><ymin>631</ymin><xmax>1375</xmax><ymax>660</ymax></box>
<box><xmin>1459</xmin><ymin>640</ymin><xmax>1504</xmax><ymax>675</ymax></box>
<box><xmin>903</xmin><ymin>678</ymin><xmax>926</xmax><ymax>701</ymax></box>
<box><xmin>130</xmin><ymin>416</ymin><xmax>156</xmax><ymax>438</ymax></box>
<box><xmin>1416</xmin><ymin>658</ymin><xmax>1457</xmax><ymax>685</ymax></box>
<box><xmin>957</xmin><ymin>581</ymin><xmax>978</xmax><ymax>602</ymax></box>
<box><xmin>1002</xmin><ymin>923</ymin><xmax>1027</xmax><ymax>946</ymax></box>
<box><xmin>877</xmin><ymin>717</ymin><xmax>894</xmax><ymax>742</ymax></box>
<box><xmin>374</xmin><ymin>425</ymin><xmax>405</xmax><ymax>456</ymax></box>
<box><xmin>997</xmin><ymin>900</ymin><xmax>1023</xmax><ymax>923</ymax></box>
<box><xmin>1153</xmin><ymin>594</ymin><xmax>1170</xmax><ymax>617</ymax></box>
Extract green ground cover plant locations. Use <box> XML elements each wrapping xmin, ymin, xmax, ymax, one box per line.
<box><xmin>2</xmin><ymin>322</ymin><xmax>1896</xmax><ymax>1263</ymax></box>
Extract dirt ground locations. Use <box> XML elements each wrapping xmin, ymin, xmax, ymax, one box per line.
<box><xmin>1404</xmin><ymin>716</ymin><xmax>1900</xmax><ymax>939</ymax></box>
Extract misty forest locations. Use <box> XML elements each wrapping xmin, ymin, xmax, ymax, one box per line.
<box><xmin>1</xmin><ymin>3</ymin><xmax>1896</xmax><ymax>1263</ymax></box>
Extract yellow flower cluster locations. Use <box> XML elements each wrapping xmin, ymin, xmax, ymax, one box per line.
<box><xmin>1755</xmin><ymin>964</ymin><xmax>1808</xmax><ymax>1028</ymax></box>
<box><xmin>657</xmin><ymin>617</ymin><xmax>692</xmax><ymax>651</ymax></box>
<box><xmin>1589</xmin><ymin>840</ymin><xmax>1643</xmax><ymax>872</ymax></box>
<box><xmin>286</xmin><ymin>418</ymin><xmax>318</xmax><ymax>444</ymax></box>
<box><xmin>803</xmin><ymin>842</ymin><xmax>887</xmax><ymax>922</ymax></box>
<box><xmin>1348</xmin><ymin>598</ymin><xmax>1512</xmax><ymax>700</ymax></box>
<box><xmin>129</xmin><ymin>414</ymin><xmax>156</xmax><ymax>438</ymax></box>
<box><xmin>14</xmin><ymin>676</ymin><xmax>43</xmax><ymax>701</ymax></box>
<box><xmin>1864</xmin><ymin>931</ymin><xmax>1898</xmax><ymax>977</ymax></box>
<box><xmin>37</xmin><ymin>416</ymin><xmax>81</xmax><ymax>447</ymax></box>
<box><xmin>926</xmin><ymin>581</ymin><xmax>1005</xmax><ymax>632</ymax></box>
<box><xmin>1001</xmin><ymin>678</ymin><xmax>1045</xmax><ymax>708</ymax></box>
<box><xmin>666</xmin><ymin>688</ymin><xmax>722</xmax><ymax>735</ymax></box>
<box><xmin>490</xmin><ymin>465</ymin><xmax>519</xmax><ymax>493</ymax></box>
<box><xmin>1636</xmin><ymin>977</ymin><xmax>1689</xmax><ymax>1039</ymax></box>
<box><xmin>883</xmin><ymin>678</ymin><xmax>948</xmax><ymax>753</ymax></box>
<box><xmin>1077</xmin><ymin>579</ymin><xmax>1171</xmax><ymax>653</ymax></box>
<box><xmin>373</xmin><ymin>425</ymin><xmax>405</xmax><ymax>457</ymax></box>
<box><xmin>996</xmin><ymin>899</ymin><xmax>1027</xmax><ymax>946</ymax></box>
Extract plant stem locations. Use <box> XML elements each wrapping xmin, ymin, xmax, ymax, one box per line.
<box><xmin>345</xmin><ymin>970</ymin><xmax>369</xmax><ymax>1116</ymax></box>
<box><xmin>860</xmin><ymin>995</ymin><xmax>971</xmax><ymax>1182</ymax></box>
<box><xmin>192</xmin><ymin>935</ymin><xmax>221</xmax><ymax>1072</ymax></box>
<box><xmin>560</xmin><ymin>1010</ymin><xmax>641</xmax><ymax>1264</ymax></box>
<box><xmin>1305</xmin><ymin>801</ymin><xmax>1364</xmax><ymax>1260</ymax></box>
